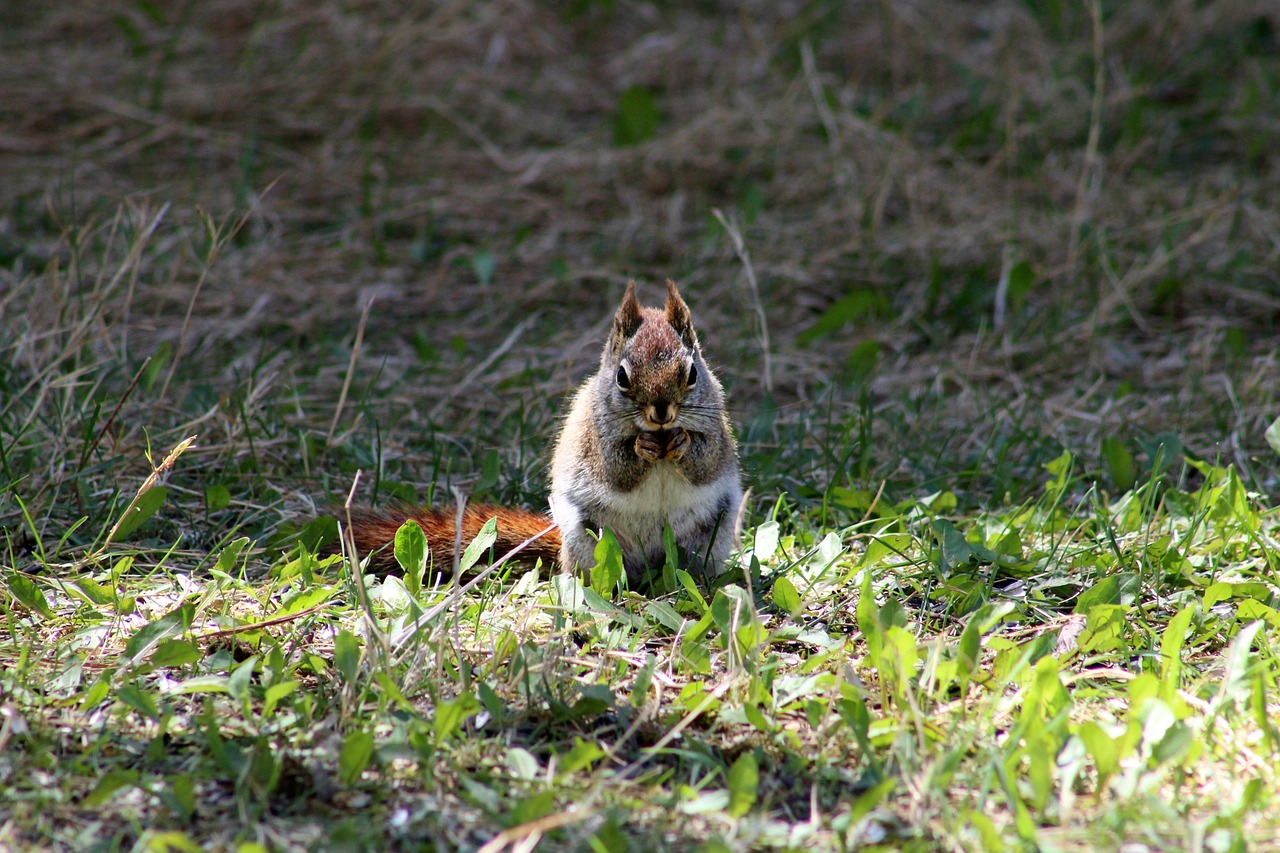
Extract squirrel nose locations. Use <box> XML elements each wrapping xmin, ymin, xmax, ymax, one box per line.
<box><xmin>651</xmin><ymin>401</ymin><xmax>674</xmax><ymax>425</ymax></box>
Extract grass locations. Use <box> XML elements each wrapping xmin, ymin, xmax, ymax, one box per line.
<box><xmin>3</xmin><ymin>0</ymin><xmax>1280</xmax><ymax>850</ymax></box>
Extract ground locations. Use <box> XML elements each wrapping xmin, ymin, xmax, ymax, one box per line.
<box><xmin>2</xmin><ymin>1</ymin><xmax>1280</xmax><ymax>851</ymax></box>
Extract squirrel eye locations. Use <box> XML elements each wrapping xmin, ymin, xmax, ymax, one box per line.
<box><xmin>615</xmin><ymin>364</ymin><xmax>631</xmax><ymax>390</ymax></box>
<box><xmin>686</xmin><ymin>362</ymin><xmax>698</xmax><ymax>387</ymax></box>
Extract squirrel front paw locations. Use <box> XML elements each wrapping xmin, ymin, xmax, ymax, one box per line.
<box><xmin>635</xmin><ymin>430</ymin><xmax>664</xmax><ymax>462</ymax></box>
<box><xmin>663</xmin><ymin>426</ymin><xmax>690</xmax><ymax>461</ymax></box>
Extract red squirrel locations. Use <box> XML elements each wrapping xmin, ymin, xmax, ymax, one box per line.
<box><xmin>340</xmin><ymin>280</ymin><xmax>744</xmax><ymax>586</ymax></box>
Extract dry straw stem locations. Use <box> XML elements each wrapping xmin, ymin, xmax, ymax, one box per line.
<box><xmin>95</xmin><ymin>433</ymin><xmax>197</xmax><ymax>556</ymax></box>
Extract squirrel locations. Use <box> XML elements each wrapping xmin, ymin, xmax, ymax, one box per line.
<box><xmin>339</xmin><ymin>279</ymin><xmax>744</xmax><ymax>588</ymax></box>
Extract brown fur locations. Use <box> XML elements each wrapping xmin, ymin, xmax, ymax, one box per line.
<box><xmin>337</xmin><ymin>504</ymin><xmax>560</xmax><ymax>576</ymax></box>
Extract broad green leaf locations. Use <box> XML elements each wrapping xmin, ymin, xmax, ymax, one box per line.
<box><xmin>644</xmin><ymin>600</ymin><xmax>684</xmax><ymax>633</ymax></box>
<box><xmin>1006</xmin><ymin>260</ymin><xmax>1035</xmax><ymax>311</ymax></box>
<box><xmin>338</xmin><ymin>729</ymin><xmax>375</xmax><ymax>784</ymax></box>
<box><xmin>394</xmin><ymin>519</ymin><xmax>429</xmax><ymax>596</ymax></box>
<box><xmin>335</xmin><ymin>630</ymin><xmax>361</xmax><ymax>686</ymax></box>
<box><xmin>857</xmin><ymin>568</ymin><xmax>883</xmax><ymax>662</ymax></box>
<box><xmin>83</xmin><ymin>769</ymin><xmax>140</xmax><ymax>806</ymax></box>
<box><xmin>263</xmin><ymin>681</ymin><xmax>299</xmax><ymax>719</ymax></box>
<box><xmin>112</xmin><ymin>485</ymin><xmax>168</xmax><ymax>539</ymax></box>
<box><xmin>122</xmin><ymin>603</ymin><xmax>194</xmax><ymax>665</ymax></box>
<box><xmin>1101</xmin><ymin>436</ymin><xmax>1136</xmax><ymax>493</ymax></box>
<box><xmin>1076</xmin><ymin>604</ymin><xmax>1129</xmax><ymax>654</ymax></box>
<box><xmin>556</xmin><ymin>738</ymin><xmax>605</xmax><ymax>778</ymax></box>
<box><xmin>614</xmin><ymin>86</ymin><xmax>659</xmax><ymax>146</ymax></box>
<box><xmin>726</xmin><ymin>752</ymin><xmax>759</xmax><ymax>817</ymax></box>
<box><xmin>752</xmin><ymin>520</ymin><xmax>780</xmax><ymax>562</ymax></box>
<box><xmin>151</xmin><ymin>639</ymin><xmax>202</xmax><ymax>668</ymax></box>
<box><xmin>1043</xmin><ymin>449</ymin><xmax>1073</xmax><ymax>501</ymax></box>
<box><xmin>1159</xmin><ymin>605</ymin><xmax>1194</xmax><ymax>696</ymax></box>
<box><xmin>74</xmin><ymin>576</ymin><xmax>115</xmax><ymax>606</ymax></box>
<box><xmin>1077</xmin><ymin>722</ymin><xmax>1118</xmax><ymax>788</ymax></box>
<box><xmin>798</xmin><ymin>291</ymin><xmax>891</xmax><ymax>344</ymax></box>
<box><xmin>282</xmin><ymin>585</ymin><xmax>335</xmax><ymax>614</ymax></box>
<box><xmin>215</xmin><ymin>537</ymin><xmax>250</xmax><ymax>575</ymax></box>
<box><xmin>117</xmin><ymin>682</ymin><xmax>162</xmax><ymax>721</ymax></box>
<box><xmin>7</xmin><ymin>573</ymin><xmax>52</xmax><ymax>618</ymax></box>
<box><xmin>1266</xmin><ymin>416</ymin><xmax>1280</xmax><ymax>457</ymax></box>
<box><xmin>846</xmin><ymin>339</ymin><xmax>881</xmax><ymax>382</ymax></box>
<box><xmin>1073</xmin><ymin>573</ymin><xmax>1140</xmax><ymax>613</ymax></box>
<box><xmin>205</xmin><ymin>484</ymin><xmax>232</xmax><ymax>512</ymax></box>
<box><xmin>163</xmin><ymin>774</ymin><xmax>196</xmax><ymax>823</ymax></box>
<box><xmin>433</xmin><ymin>692</ymin><xmax>481</xmax><ymax>744</ymax></box>
<box><xmin>772</xmin><ymin>576</ymin><xmax>802</xmax><ymax>615</ymax></box>
<box><xmin>459</xmin><ymin>517</ymin><xmax>498</xmax><ymax>575</ymax></box>
<box><xmin>165</xmin><ymin>675</ymin><xmax>230</xmax><ymax>696</ymax></box>
<box><xmin>505</xmin><ymin>747</ymin><xmax>540</xmax><ymax>779</ymax></box>
<box><xmin>590</xmin><ymin>528</ymin><xmax>625</xmax><ymax>596</ymax></box>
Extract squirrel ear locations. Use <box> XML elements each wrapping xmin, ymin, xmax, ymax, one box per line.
<box><xmin>664</xmin><ymin>279</ymin><xmax>698</xmax><ymax>348</ymax></box>
<box><xmin>611</xmin><ymin>280</ymin><xmax>643</xmax><ymax>346</ymax></box>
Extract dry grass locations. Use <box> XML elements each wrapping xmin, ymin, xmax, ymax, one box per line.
<box><xmin>4</xmin><ymin>1</ymin><xmax>1277</xmax><ymax>482</ymax></box>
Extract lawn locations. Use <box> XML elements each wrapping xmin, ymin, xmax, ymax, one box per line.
<box><xmin>3</xmin><ymin>1</ymin><xmax>1280</xmax><ymax>850</ymax></box>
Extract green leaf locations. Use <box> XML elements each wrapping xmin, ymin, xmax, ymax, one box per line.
<box><xmin>1101</xmin><ymin>436</ymin><xmax>1136</xmax><ymax>493</ymax></box>
<box><xmin>556</xmin><ymin>738</ymin><xmax>606</xmax><ymax>778</ymax></box>
<box><xmin>205</xmin><ymin>484</ymin><xmax>232</xmax><ymax>512</ymax></box>
<box><xmin>614</xmin><ymin>86</ymin><xmax>660</xmax><ymax>146</ymax></box>
<box><xmin>151</xmin><ymin>639</ymin><xmax>202</xmax><ymax>668</ymax></box>
<box><xmin>1267</xmin><ymin>416</ymin><xmax>1280</xmax><ymax>457</ymax></box>
<box><xmin>339</xmin><ymin>729</ymin><xmax>375</xmax><ymax>785</ymax></box>
<box><xmin>1074</xmin><ymin>573</ymin><xmax>1140</xmax><ymax>613</ymax></box>
<box><xmin>335</xmin><ymin>630</ymin><xmax>361</xmax><ymax>686</ymax></box>
<box><xmin>263</xmin><ymin>681</ymin><xmax>299</xmax><ymax>719</ymax></box>
<box><xmin>1076</xmin><ymin>604</ymin><xmax>1130</xmax><ymax>654</ymax></box>
<box><xmin>1043</xmin><ymin>450</ymin><xmax>1073</xmax><ymax>501</ymax></box>
<box><xmin>857</xmin><ymin>568</ymin><xmax>883</xmax><ymax>662</ymax></box>
<box><xmin>845</xmin><ymin>339</ymin><xmax>881</xmax><ymax>383</ymax></box>
<box><xmin>433</xmin><ymin>692</ymin><xmax>481</xmax><ymax>744</ymax></box>
<box><xmin>394</xmin><ymin>519</ymin><xmax>429</xmax><ymax>596</ymax></box>
<box><xmin>591</xmin><ymin>528</ymin><xmax>625</xmax><ymax>596</ymax></box>
<box><xmin>117</xmin><ymin>682</ymin><xmax>162</xmax><ymax>721</ymax></box>
<box><xmin>163</xmin><ymin>773</ymin><xmax>196</xmax><ymax>823</ymax></box>
<box><xmin>83</xmin><ymin>769</ymin><xmax>140</xmax><ymax>806</ymax></box>
<box><xmin>772</xmin><ymin>576</ymin><xmax>802</xmax><ymax>616</ymax></box>
<box><xmin>214</xmin><ymin>537</ymin><xmax>250</xmax><ymax>575</ymax></box>
<box><xmin>471</xmin><ymin>250</ymin><xmax>496</xmax><ymax>287</ymax></box>
<box><xmin>751</xmin><ymin>520</ymin><xmax>780</xmax><ymax>562</ymax></box>
<box><xmin>798</xmin><ymin>291</ymin><xmax>890</xmax><ymax>345</ymax></box>
<box><xmin>123</xmin><ymin>603</ymin><xmax>194</xmax><ymax>665</ymax></box>
<box><xmin>459</xmin><ymin>517</ymin><xmax>498</xmax><ymax>575</ymax></box>
<box><xmin>7</xmin><ymin>573</ymin><xmax>52</xmax><ymax>618</ymax></box>
<box><xmin>74</xmin><ymin>576</ymin><xmax>115</xmax><ymax>606</ymax></box>
<box><xmin>1159</xmin><ymin>605</ymin><xmax>1194</xmax><ymax>696</ymax></box>
<box><xmin>1077</xmin><ymin>722</ymin><xmax>1118</xmax><ymax>789</ymax></box>
<box><xmin>113</xmin><ymin>485</ymin><xmax>168</xmax><ymax>539</ymax></box>
<box><xmin>1005</xmin><ymin>260</ymin><xmax>1035</xmax><ymax>312</ymax></box>
<box><xmin>644</xmin><ymin>600</ymin><xmax>685</xmax><ymax>633</ymax></box>
<box><xmin>726</xmin><ymin>752</ymin><xmax>758</xmax><ymax>817</ymax></box>
<box><xmin>848</xmin><ymin>778</ymin><xmax>895</xmax><ymax>827</ymax></box>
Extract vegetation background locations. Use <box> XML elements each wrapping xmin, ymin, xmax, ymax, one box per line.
<box><xmin>2</xmin><ymin>1</ymin><xmax>1279</xmax><ymax>850</ymax></box>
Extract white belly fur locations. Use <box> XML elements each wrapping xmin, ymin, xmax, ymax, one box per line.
<box><xmin>592</xmin><ymin>463</ymin><xmax>739</xmax><ymax>558</ymax></box>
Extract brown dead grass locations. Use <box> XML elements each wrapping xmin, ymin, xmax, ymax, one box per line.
<box><xmin>1</xmin><ymin>0</ymin><xmax>1278</xmax><ymax>505</ymax></box>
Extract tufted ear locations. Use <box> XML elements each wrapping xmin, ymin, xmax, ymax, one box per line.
<box><xmin>664</xmin><ymin>279</ymin><xmax>698</xmax><ymax>349</ymax></box>
<box><xmin>609</xmin><ymin>280</ymin><xmax>643</xmax><ymax>352</ymax></box>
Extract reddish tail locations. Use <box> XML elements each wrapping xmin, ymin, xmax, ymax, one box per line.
<box><xmin>336</xmin><ymin>504</ymin><xmax>561</xmax><ymax>575</ymax></box>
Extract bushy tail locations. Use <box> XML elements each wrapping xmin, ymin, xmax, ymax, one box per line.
<box><xmin>336</xmin><ymin>504</ymin><xmax>561</xmax><ymax>576</ymax></box>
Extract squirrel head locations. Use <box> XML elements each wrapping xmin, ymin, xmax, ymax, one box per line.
<box><xmin>603</xmin><ymin>280</ymin><xmax>716</xmax><ymax>432</ymax></box>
